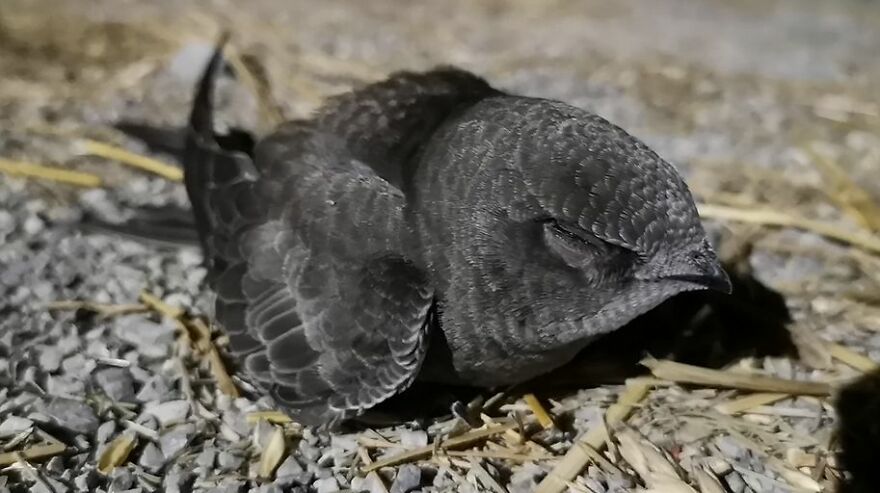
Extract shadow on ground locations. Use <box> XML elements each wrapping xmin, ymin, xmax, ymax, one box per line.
<box><xmin>836</xmin><ymin>366</ymin><xmax>880</xmax><ymax>492</ymax></box>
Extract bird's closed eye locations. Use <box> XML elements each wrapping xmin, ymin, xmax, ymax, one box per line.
<box><xmin>546</xmin><ymin>220</ymin><xmax>607</xmax><ymax>248</ymax></box>
<box><xmin>540</xmin><ymin>219</ymin><xmax>609</xmax><ymax>268</ymax></box>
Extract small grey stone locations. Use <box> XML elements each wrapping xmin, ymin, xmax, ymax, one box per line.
<box><xmin>135</xmin><ymin>376</ymin><xmax>172</xmax><ymax>402</ymax></box>
<box><xmin>38</xmin><ymin>345</ymin><xmax>64</xmax><ymax>372</ymax></box>
<box><xmin>298</xmin><ymin>440</ymin><xmax>321</xmax><ymax>462</ymax></box>
<box><xmin>724</xmin><ymin>471</ymin><xmax>747</xmax><ymax>493</ymax></box>
<box><xmin>43</xmin><ymin>398</ymin><xmax>99</xmax><ymax>435</ymax></box>
<box><xmin>134</xmin><ymin>413</ymin><xmax>159</xmax><ymax>431</ymax></box>
<box><xmin>96</xmin><ymin>421</ymin><xmax>117</xmax><ymax>445</ymax></box>
<box><xmin>274</xmin><ymin>469</ymin><xmax>314</xmax><ymax>489</ymax></box>
<box><xmin>195</xmin><ymin>447</ymin><xmax>215</xmax><ymax>470</ymax></box>
<box><xmin>351</xmin><ymin>475</ymin><xmax>388</xmax><ymax>493</ymax></box>
<box><xmin>94</xmin><ymin>368</ymin><xmax>136</xmax><ymax>402</ymax></box>
<box><xmin>110</xmin><ymin>467</ymin><xmax>134</xmax><ymax>491</ymax></box>
<box><xmin>61</xmin><ymin>353</ymin><xmax>95</xmax><ymax>378</ymax></box>
<box><xmin>0</xmin><ymin>416</ymin><xmax>33</xmax><ymax>437</ymax></box>
<box><xmin>314</xmin><ymin>477</ymin><xmax>339</xmax><ymax>493</ymax></box>
<box><xmin>159</xmin><ymin>430</ymin><xmax>190</xmax><ymax>459</ymax></box>
<box><xmin>508</xmin><ymin>462</ymin><xmax>544</xmax><ymax>493</ymax></box>
<box><xmin>275</xmin><ymin>455</ymin><xmax>304</xmax><ymax>475</ymax></box>
<box><xmin>716</xmin><ymin>436</ymin><xmax>746</xmax><ymax>460</ymax></box>
<box><xmin>138</xmin><ymin>442</ymin><xmax>166</xmax><ymax>473</ymax></box>
<box><xmin>162</xmin><ymin>473</ymin><xmax>184</xmax><ymax>493</ymax></box>
<box><xmin>45</xmin><ymin>456</ymin><xmax>65</xmax><ymax>474</ymax></box>
<box><xmin>399</xmin><ymin>430</ymin><xmax>428</xmax><ymax>448</ymax></box>
<box><xmin>390</xmin><ymin>464</ymin><xmax>421</xmax><ymax>493</ymax></box>
<box><xmin>254</xmin><ymin>485</ymin><xmax>284</xmax><ymax>493</ymax></box>
<box><xmin>74</xmin><ymin>469</ymin><xmax>99</xmax><ymax>491</ymax></box>
<box><xmin>210</xmin><ymin>478</ymin><xmax>245</xmax><ymax>493</ymax></box>
<box><xmin>114</xmin><ymin>315</ymin><xmax>175</xmax><ymax>359</ymax></box>
<box><xmin>605</xmin><ymin>473</ymin><xmax>635</xmax><ymax>492</ymax></box>
<box><xmin>144</xmin><ymin>400</ymin><xmax>190</xmax><ymax>427</ymax></box>
<box><xmin>23</xmin><ymin>215</ymin><xmax>44</xmax><ymax>235</ymax></box>
<box><xmin>28</xmin><ymin>476</ymin><xmax>67</xmax><ymax>493</ymax></box>
<box><xmin>221</xmin><ymin>409</ymin><xmax>250</xmax><ymax>437</ymax></box>
<box><xmin>55</xmin><ymin>333</ymin><xmax>82</xmax><ymax>357</ymax></box>
<box><xmin>46</xmin><ymin>374</ymin><xmax>86</xmax><ymax>397</ymax></box>
<box><xmin>329</xmin><ymin>434</ymin><xmax>358</xmax><ymax>452</ymax></box>
<box><xmin>217</xmin><ymin>450</ymin><xmax>245</xmax><ymax>471</ymax></box>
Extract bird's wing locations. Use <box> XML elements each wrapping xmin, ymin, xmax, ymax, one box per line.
<box><xmin>184</xmin><ymin>41</ymin><xmax>434</xmax><ymax>427</ymax></box>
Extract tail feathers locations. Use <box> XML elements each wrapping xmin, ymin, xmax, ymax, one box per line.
<box><xmin>184</xmin><ymin>34</ymin><xmax>262</xmax><ymax>271</ymax></box>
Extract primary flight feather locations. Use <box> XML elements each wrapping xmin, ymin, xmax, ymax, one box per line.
<box><xmin>182</xmin><ymin>43</ymin><xmax>730</xmax><ymax>427</ymax></box>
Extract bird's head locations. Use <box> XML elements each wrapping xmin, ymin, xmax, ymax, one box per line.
<box><xmin>440</xmin><ymin>99</ymin><xmax>730</xmax><ymax>351</ymax></box>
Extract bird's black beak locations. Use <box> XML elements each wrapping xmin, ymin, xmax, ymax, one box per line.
<box><xmin>668</xmin><ymin>262</ymin><xmax>732</xmax><ymax>294</ymax></box>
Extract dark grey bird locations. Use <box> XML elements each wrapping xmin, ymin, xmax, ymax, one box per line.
<box><xmin>164</xmin><ymin>43</ymin><xmax>732</xmax><ymax>427</ymax></box>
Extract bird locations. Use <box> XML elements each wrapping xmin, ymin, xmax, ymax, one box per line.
<box><xmin>171</xmin><ymin>40</ymin><xmax>732</xmax><ymax>428</ymax></box>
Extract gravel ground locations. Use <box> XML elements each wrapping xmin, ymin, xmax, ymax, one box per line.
<box><xmin>2</xmin><ymin>0</ymin><xmax>880</xmax><ymax>492</ymax></box>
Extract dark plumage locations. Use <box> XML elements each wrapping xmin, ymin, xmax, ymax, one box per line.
<box><xmin>182</xmin><ymin>43</ymin><xmax>730</xmax><ymax>427</ymax></box>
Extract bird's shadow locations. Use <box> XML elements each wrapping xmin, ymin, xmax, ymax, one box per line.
<box><xmin>359</xmin><ymin>262</ymin><xmax>797</xmax><ymax>425</ymax></box>
<box><xmin>836</xmin><ymin>366</ymin><xmax>880</xmax><ymax>492</ymax></box>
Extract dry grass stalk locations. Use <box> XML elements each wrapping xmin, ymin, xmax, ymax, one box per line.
<box><xmin>362</xmin><ymin>422</ymin><xmax>518</xmax><ymax>473</ymax></box>
<box><xmin>523</xmin><ymin>393</ymin><xmax>555</xmax><ymax>429</ymax></box>
<box><xmin>615</xmin><ymin>429</ymin><xmax>697</xmax><ymax>493</ymax></box>
<box><xmin>139</xmin><ymin>291</ymin><xmax>185</xmax><ymax>318</ymax></box>
<box><xmin>96</xmin><ymin>433</ymin><xmax>137</xmax><ymax>475</ymax></box>
<box><xmin>356</xmin><ymin>447</ymin><xmax>390</xmax><ymax>493</ymax></box>
<box><xmin>535</xmin><ymin>379</ymin><xmax>652</xmax><ymax>493</ymax></box>
<box><xmin>827</xmin><ymin>343</ymin><xmax>878</xmax><ymax>372</ymax></box>
<box><xmin>641</xmin><ymin>358</ymin><xmax>832</xmax><ymax>396</ymax></box>
<box><xmin>80</xmin><ymin>139</ymin><xmax>182</xmax><ymax>181</ymax></box>
<box><xmin>258</xmin><ymin>425</ymin><xmax>286</xmax><ymax>478</ymax></box>
<box><xmin>697</xmin><ymin>202</ymin><xmax>880</xmax><ymax>255</ymax></box>
<box><xmin>714</xmin><ymin>393</ymin><xmax>789</xmax><ymax>414</ymax></box>
<box><xmin>122</xmin><ymin>419</ymin><xmax>160</xmax><ymax>441</ymax></box>
<box><xmin>468</xmin><ymin>458</ymin><xmax>508</xmax><ymax>493</ymax></box>
<box><xmin>0</xmin><ymin>157</ymin><xmax>102</xmax><ymax>187</ymax></box>
<box><xmin>190</xmin><ymin>318</ymin><xmax>240</xmax><ymax>397</ymax></box>
<box><xmin>139</xmin><ymin>291</ymin><xmax>240</xmax><ymax>397</ymax></box>
<box><xmin>572</xmin><ymin>441</ymin><xmax>625</xmax><ymax>477</ymax></box>
<box><xmin>0</xmin><ymin>442</ymin><xmax>66</xmax><ymax>467</ymax></box>
<box><xmin>358</xmin><ymin>436</ymin><xmax>403</xmax><ymax>449</ymax></box>
<box><xmin>446</xmin><ymin>449</ymin><xmax>546</xmax><ymax>462</ymax></box>
<box><xmin>806</xmin><ymin>144</ymin><xmax>880</xmax><ymax>232</ymax></box>
<box><xmin>478</xmin><ymin>413</ymin><xmax>548</xmax><ymax>456</ymax></box>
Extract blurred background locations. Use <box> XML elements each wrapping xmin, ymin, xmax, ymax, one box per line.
<box><xmin>2</xmin><ymin>0</ymin><xmax>879</xmax><ymax>187</ymax></box>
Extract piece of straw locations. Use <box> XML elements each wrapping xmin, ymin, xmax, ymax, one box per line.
<box><xmin>715</xmin><ymin>393</ymin><xmax>790</xmax><ymax>415</ymax></box>
<box><xmin>827</xmin><ymin>343</ymin><xmax>878</xmax><ymax>372</ymax></box>
<box><xmin>697</xmin><ymin>203</ymin><xmax>880</xmax><ymax>255</ymax></box>
<box><xmin>641</xmin><ymin>358</ymin><xmax>832</xmax><ymax>396</ymax></box>
<box><xmin>362</xmin><ymin>422</ymin><xmax>517</xmax><ymax>473</ymax></box>
<box><xmin>535</xmin><ymin>379</ymin><xmax>652</xmax><ymax>493</ymax></box>
<box><xmin>81</xmin><ymin>139</ymin><xmax>182</xmax><ymax>181</ymax></box>
<box><xmin>523</xmin><ymin>393</ymin><xmax>555</xmax><ymax>430</ymax></box>
<box><xmin>0</xmin><ymin>157</ymin><xmax>102</xmax><ymax>187</ymax></box>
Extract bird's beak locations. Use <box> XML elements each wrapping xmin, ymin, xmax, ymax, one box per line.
<box><xmin>667</xmin><ymin>262</ymin><xmax>732</xmax><ymax>294</ymax></box>
<box><xmin>699</xmin><ymin>262</ymin><xmax>732</xmax><ymax>293</ymax></box>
